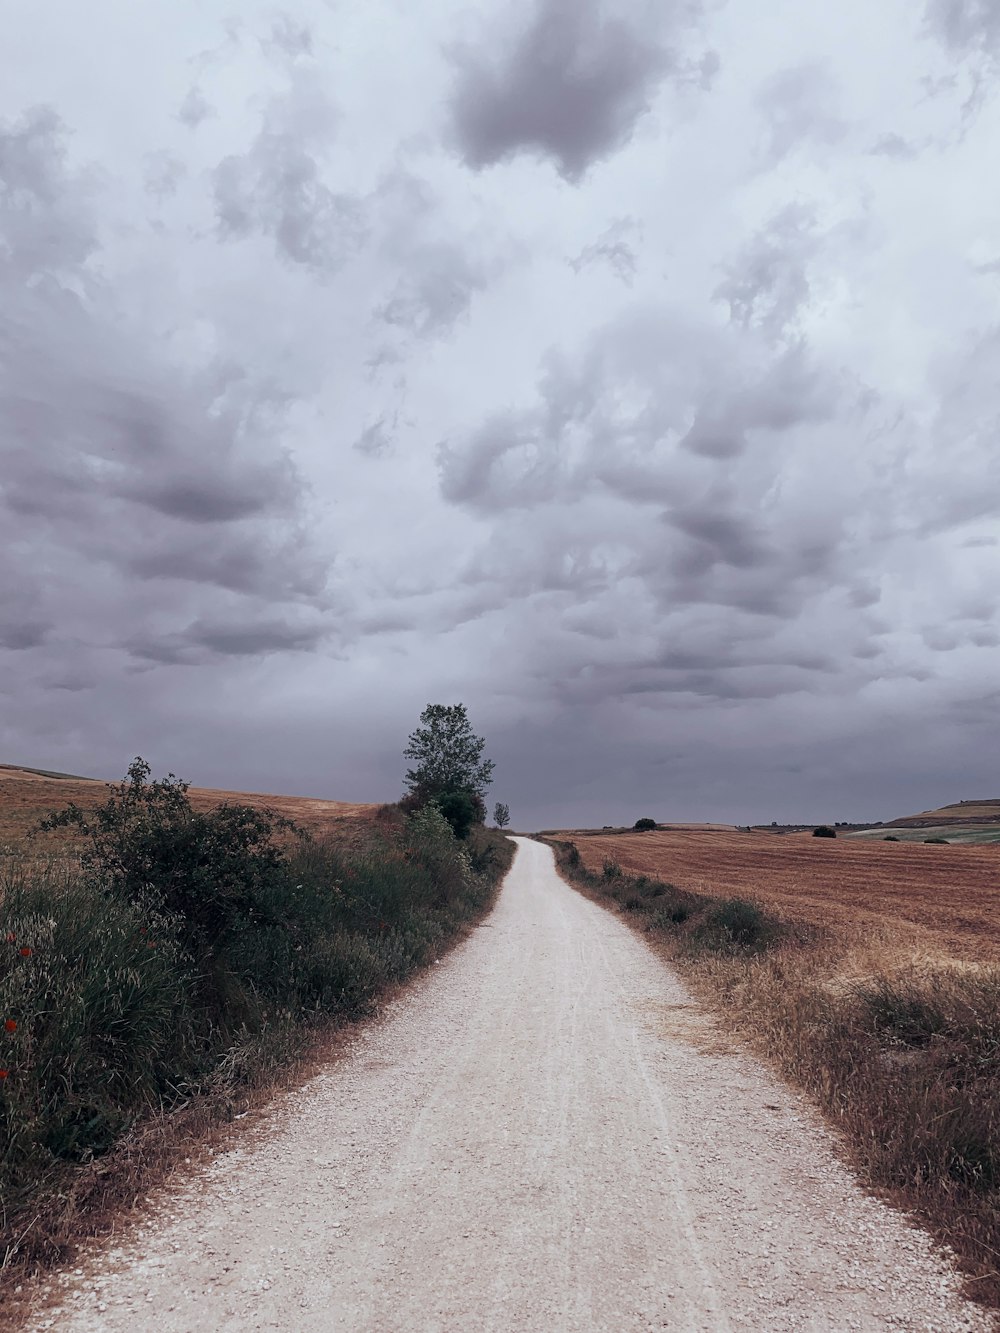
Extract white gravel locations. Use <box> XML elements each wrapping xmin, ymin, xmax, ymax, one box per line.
<box><xmin>28</xmin><ymin>837</ymin><xmax>990</xmax><ymax>1331</ymax></box>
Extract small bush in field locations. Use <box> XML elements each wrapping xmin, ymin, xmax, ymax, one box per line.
<box><xmin>694</xmin><ymin>899</ymin><xmax>779</xmax><ymax>954</ymax></box>
<box><xmin>883</xmin><ymin>835</ymin><xmax>900</xmax><ymax>842</ymax></box>
<box><xmin>924</xmin><ymin>837</ymin><xmax>949</xmax><ymax>844</ymax></box>
<box><xmin>633</xmin><ymin>818</ymin><xmax>657</xmax><ymax>831</ymax></box>
<box><xmin>602</xmin><ymin>858</ymin><xmax>622</xmax><ymax>880</ymax></box>
<box><xmin>812</xmin><ymin>825</ymin><xmax>836</xmax><ymax>838</ymax></box>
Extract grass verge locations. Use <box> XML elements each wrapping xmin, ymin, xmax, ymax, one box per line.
<box><xmin>0</xmin><ymin>804</ymin><xmax>512</xmax><ymax>1301</ymax></box>
<box><xmin>544</xmin><ymin>836</ymin><xmax>1000</xmax><ymax>1313</ymax></box>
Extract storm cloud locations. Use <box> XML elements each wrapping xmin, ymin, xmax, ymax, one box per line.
<box><xmin>2</xmin><ymin>1</ymin><xmax>1000</xmax><ymax>827</ymax></box>
<box><xmin>449</xmin><ymin>0</ymin><xmax>715</xmax><ymax>180</ymax></box>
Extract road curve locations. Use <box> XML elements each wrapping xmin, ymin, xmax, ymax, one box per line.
<box><xmin>31</xmin><ymin>837</ymin><xmax>986</xmax><ymax>1331</ymax></box>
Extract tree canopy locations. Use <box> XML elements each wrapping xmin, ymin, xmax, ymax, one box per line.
<box><xmin>403</xmin><ymin>703</ymin><xmax>495</xmax><ymax>803</ymax></box>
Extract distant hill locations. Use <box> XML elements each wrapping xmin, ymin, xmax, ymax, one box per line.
<box><xmin>0</xmin><ymin>762</ymin><xmax>94</xmax><ymax>781</ymax></box>
<box><xmin>840</xmin><ymin>799</ymin><xmax>1000</xmax><ymax>845</ymax></box>
<box><xmin>0</xmin><ymin>765</ymin><xmax>378</xmax><ymax>848</ymax></box>
<box><xmin>886</xmin><ymin>799</ymin><xmax>1000</xmax><ymax>828</ymax></box>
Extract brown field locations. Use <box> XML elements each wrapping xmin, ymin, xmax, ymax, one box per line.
<box><xmin>0</xmin><ymin>765</ymin><xmax>378</xmax><ymax>850</ymax></box>
<box><xmin>566</xmin><ymin>824</ymin><xmax>1000</xmax><ymax>961</ymax></box>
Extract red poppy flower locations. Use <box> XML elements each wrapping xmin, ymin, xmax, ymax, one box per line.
<box><xmin>0</xmin><ymin>1070</ymin><xmax>8</xmax><ymax>1080</ymax></box>
<box><xmin>146</xmin><ymin>941</ymin><xmax>156</xmax><ymax>949</ymax></box>
<box><xmin>139</xmin><ymin>927</ymin><xmax>147</xmax><ymax>936</ymax></box>
<box><xmin>3</xmin><ymin>1020</ymin><xmax>15</xmax><ymax>1034</ymax></box>
<box><xmin>18</xmin><ymin>947</ymin><xmax>31</xmax><ymax>958</ymax></box>
<box><xmin>4</xmin><ymin>933</ymin><xmax>14</xmax><ymax>944</ymax></box>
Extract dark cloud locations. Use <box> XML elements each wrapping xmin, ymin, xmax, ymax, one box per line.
<box><xmin>449</xmin><ymin>0</ymin><xmax>713</xmax><ymax>180</ymax></box>
<box><xmin>0</xmin><ymin>620</ymin><xmax>50</xmax><ymax>651</ymax></box>
<box><xmin>665</xmin><ymin>509</ymin><xmax>773</xmax><ymax>571</ymax></box>
<box><xmin>1</xmin><ymin>105</ymin><xmax>334</xmax><ymax>689</ymax></box>
<box><xmin>127</xmin><ymin>615</ymin><xmax>327</xmax><ymax>666</ymax></box>
<box><xmin>440</xmin><ymin>316</ymin><xmax>838</xmax><ymax>516</ymax></box>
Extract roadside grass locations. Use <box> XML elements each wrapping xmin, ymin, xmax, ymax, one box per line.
<box><xmin>0</xmin><ymin>804</ymin><xmax>512</xmax><ymax>1288</ymax></box>
<box><xmin>545</xmin><ymin>837</ymin><xmax>1000</xmax><ymax>1312</ymax></box>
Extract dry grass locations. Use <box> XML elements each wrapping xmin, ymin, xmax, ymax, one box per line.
<box><xmin>567</xmin><ymin>824</ymin><xmax>1000</xmax><ymax>960</ymax></box>
<box><xmin>544</xmin><ymin>827</ymin><xmax>1000</xmax><ymax>1314</ymax></box>
<box><xmin>0</xmin><ymin>766</ymin><xmax>378</xmax><ymax>853</ymax></box>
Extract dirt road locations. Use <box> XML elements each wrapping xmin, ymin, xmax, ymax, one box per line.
<box><xmin>30</xmin><ymin>839</ymin><xmax>987</xmax><ymax>1331</ymax></box>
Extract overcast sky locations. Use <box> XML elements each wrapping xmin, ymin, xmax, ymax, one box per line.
<box><xmin>2</xmin><ymin>1</ymin><xmax>998</xmax><ymax>828</ymax></box>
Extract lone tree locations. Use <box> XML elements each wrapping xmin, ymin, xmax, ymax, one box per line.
<box><xmin>403</xmin><ymin>703</ymin><xmax>494</xmax><ymax>838</ymax></box>
<box><xmin>493</xmin><ymin>802</ymin><xmax>510</xmax><ymax>830</ymax></box>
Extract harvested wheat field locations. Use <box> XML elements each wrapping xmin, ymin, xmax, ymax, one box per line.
<box><xmin>566</xmin><ymin>825</ymin><xmax>1000</xmax><ymax>961</ymax></box>
<box><xmin>0</xmin><ymin>764</ymin><xmax>377</xmax><ymax>850</ymax></box>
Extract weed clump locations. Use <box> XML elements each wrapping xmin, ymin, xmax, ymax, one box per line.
<box><xmin>693</xmin><ymin>899</ymin><xmax>779</xmax><ymax>955</ymax></box>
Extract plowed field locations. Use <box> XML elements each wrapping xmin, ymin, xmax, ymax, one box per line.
<box><xmin>0</xmin><ymin>766</ymin><xmax>376</xmax><ymax>850</ymax></box>
<box><xmin>565</xmin><ymin>826</ymin><xmax>1000</xmax><ymax>960</ymax></box>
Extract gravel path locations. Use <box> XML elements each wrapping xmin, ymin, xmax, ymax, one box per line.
<box><xmin>29</xmin><ymin>837</ymin><xmax>989</xmax><ymax>1331</ymax></box>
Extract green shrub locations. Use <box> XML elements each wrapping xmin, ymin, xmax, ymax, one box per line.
<box><xmin>633</xmin><ymin>818</ymin><xmax>657</xmax><ymax>831</ymax></box>
<box><xmin>924</xmin><ymin>837</ymin><xmax>949</xmax><ymax>845</ymax></box>
<box><xmin>602</xmin><ymin>858</ymin><xmax>622</xmax><ymax>880</ymax></box>
<box><xmin>692</xmin><ymin>898</ymin><xmax>780</xmax><ymax>954</ymax></box>
<box><xmin>883</xmin><ymin>835</ymin><xmax>900</xmax><ymax>842</ymax></box>
<box><xmin>812</xmin><ymin>826</ymin><xmax>837</xmax><ymax>838</ymax></box>
<box><xmin>433</xmin><ymin>789</ymin><xmax>482</xmax><ymax>840</ymax></box>
<box><xmin>38</xmin><ymin>758</ymin><xmax>300</xmax><ymax>965</ymax></box>
<box><xmin>2</xmin><ymin>777</ymin><xmax>513</xmax><ymax>1270</ymax></box>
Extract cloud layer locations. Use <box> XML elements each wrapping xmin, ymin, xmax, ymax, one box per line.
<box><xmin>2</xmin><ymin>1</ymin><xmax>999</xmax><ymax>826</ymax></box>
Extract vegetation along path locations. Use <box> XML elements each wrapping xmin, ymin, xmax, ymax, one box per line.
<box><xmin>29</xmin><ymin>839</ymin><xmax>987</xmax><ymax>1331</ymax></box>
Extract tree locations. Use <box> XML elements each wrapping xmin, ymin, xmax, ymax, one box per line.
<box><xmin>403</xmin><ymin>704</ymin><xmax>495</xmax><ymax>804</ymax></box>
<box><xmin>633</xmin><ymin>818</ymin><xmax>656</xmax><ymax>831</ymax></box>
<box><xmin>494</xmin><ymin>802</ymin><xmax>510</xmax><ymax>830</ymax></box>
